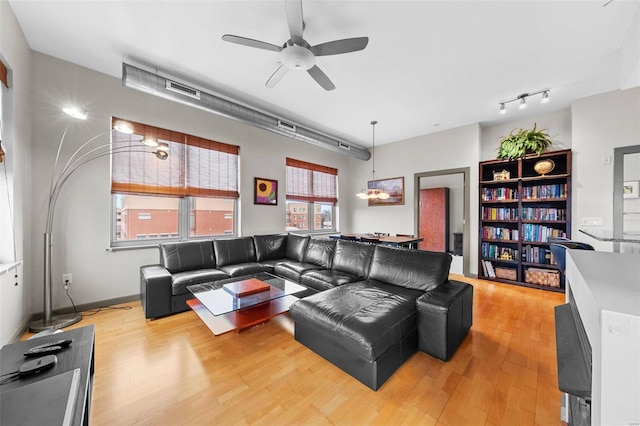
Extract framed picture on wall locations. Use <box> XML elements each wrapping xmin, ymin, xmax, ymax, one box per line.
<box><xmin>368</xmin><ymin>177</ymin><xmax>405</xmax><ymax>206</ymax></box>
<box><xmin>623</xmin><ymin>180</ymin><xmax>639</xmax><ymax>199</ymax></box>
<box><xmin>254</xmin><ymin>177</ymin><xmax>278</xmax><ymax>205</ymax></box>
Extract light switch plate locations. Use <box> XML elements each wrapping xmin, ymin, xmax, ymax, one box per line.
<box><xmin>581</xmin><ymin>217</ymin><xmax>604</xmax><ymax>226</ymax></box>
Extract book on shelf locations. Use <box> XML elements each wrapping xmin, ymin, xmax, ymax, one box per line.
<box><xmin>483</xmin><ymin>260</ymin><xmax>496</xmax><ymax>278</ymax></box>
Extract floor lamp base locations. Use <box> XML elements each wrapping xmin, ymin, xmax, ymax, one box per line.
<box><xmin>29</xmin><ymin>312</ymin><xmax>83</xmax><ymax>333</ymax></box>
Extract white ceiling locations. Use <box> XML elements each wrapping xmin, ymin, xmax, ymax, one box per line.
<box><xmin>8</xmin><ymin>0</ymin><xmax>640</xmax><ymax>147</ymax></box>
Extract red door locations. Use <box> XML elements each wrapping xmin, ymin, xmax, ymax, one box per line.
<box><xmin>419</xmin><ymin>188</ymin><xmax>449</xmax><ymax>252</ymax></box>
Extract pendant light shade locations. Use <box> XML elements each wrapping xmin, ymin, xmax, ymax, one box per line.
<box><xmin>356</xmin><ymin>121</ymin><xmax>389</xmax><ymax>200</ymax></box>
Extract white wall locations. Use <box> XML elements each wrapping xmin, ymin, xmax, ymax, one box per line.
<box><xmin>0</xmin><ymin>0</ymin><xmax>33</xmax><ymax>345</ymax></box>
<box><xmin>480</xmin><ymin>108</ymin><xmax>572</xmax><ymax>161</ymax></box>
<box><xmin>347</xmin><ymin>123</ymin><xmax>481</xmax><ymax>273</ymax></box>
<box><xmin>571</xmin><ymin>87</ymin><xmax>640</xmax><ymax>252</ymax></box>
<box><xmin>27</xmin><ymin>53</ymin><xmax>352</xmax><ymax>314</ymax></box>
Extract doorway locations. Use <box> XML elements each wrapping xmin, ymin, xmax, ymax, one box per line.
<box><xmin>414</xmin><ymin>168</ymin><xmax>470</xmax><ymax>277</ymax></box>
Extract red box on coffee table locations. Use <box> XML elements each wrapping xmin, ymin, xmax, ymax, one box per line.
<box><xmin>223</xmin><ymin>278</ymin><xmax>270</xmax><ymax>297</ymax></box>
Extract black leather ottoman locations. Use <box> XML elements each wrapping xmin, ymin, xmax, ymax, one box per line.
<box><xmin>416</xmin><ymin>280</ymin><xmax>473</xmax><ymax>361</ymax></box>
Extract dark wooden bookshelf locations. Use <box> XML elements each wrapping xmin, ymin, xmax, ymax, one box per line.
<box><xmin>478</xmin><ymin>149</ymin><xmax>572</xmax><ymax>292</ymax></box>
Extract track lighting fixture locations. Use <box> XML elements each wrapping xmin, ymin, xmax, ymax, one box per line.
<box><xmin>498</xmin><ymin>89</ymin><xmax>550</xmax><ymax>114</ymax></box>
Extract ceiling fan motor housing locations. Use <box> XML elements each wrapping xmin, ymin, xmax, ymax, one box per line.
<box><xmin>281</xmin><ymin>43</ymin><xmax>315</xmax><ymax>71</ymax></box>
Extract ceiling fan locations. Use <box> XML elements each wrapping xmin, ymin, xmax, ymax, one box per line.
<box><xmin>222</xmin><ymin>0</ymin><xmax>369</xmax><ymax>91</ymax></box>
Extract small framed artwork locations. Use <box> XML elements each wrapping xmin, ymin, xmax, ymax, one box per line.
<box><xmin>254</xmin><ymin>177</ymin><xmax>278</xmax><ymax>205</ymax></box>
<box><xmin>623</xmin><ymin>180</ymin><xmax>639</xmax><ymax>199</ymax></box>
<box><xmin>368</xmin><ymin>177</ymin><xmax>405</xmax><ymax>206</ymax></box>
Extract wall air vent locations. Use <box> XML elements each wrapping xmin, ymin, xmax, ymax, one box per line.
<box><xmin>165</xmin><ymin>80</ymin><xmax>201</xmax><ymax>100</ymax></box>
<box><xmin>277</xmin><ymin>120</ymin><xmax>296</xmax><ymax>132</ymax></box>
<box><xmin>122</xmin><ymin>63</ymin><xmax>370</xmax><ymax>160</ymax></box>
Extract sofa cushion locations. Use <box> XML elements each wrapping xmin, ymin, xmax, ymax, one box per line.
<box><xmin>274</xmin><ymin>261</ymin><xmax>324</xmax><ymax>283</ymax></box>
<box><xmin>214</xmin><ymin>237</ymin><xmax>257</xmax><ymax>267</ymax></box>
<box><xmin>286</xmin><ymin>234</ymin><xmax>310</xmax><ymax>262</ymax></box>
<box><xmin>332</xmin><ymin>240</ymin><xmax>375</xmax><ymax>278</ymax></box>
<box><xmin>368</xmin><ymin>245</ymin><xmax>452</xmax><ymax>291</ymax></box>
<box><xmin>303</xmin><ymin>238</ymin><xmax>336</xmax><ymax>268</ymax></box>
<box><xmin>171</xmin><ymin>268</ymin><xmax>229</xmax><ymax>296</ymax></box>
<box><xmin>290</xmin><ymin>281</ymin><xmax>423</xmax><ymax>362</ymax></box>
<box><xmin>301</xmin><ymin>269</ymin><xmax>362</xmax><ymax>291</ymax></box>
<box><xmin>254</xmin><ymin>234</ymin><xmax>287</xmax><ymax>262</ymax></box>
<box><xmin>160</xmin><ymin>240</ymin><xmax>216</xmax><ymax>273</ymax></box>
<box><xmin>218</xmin><ymin>262</ymin><xmax>270</xmax><ymax>278</ymax></box>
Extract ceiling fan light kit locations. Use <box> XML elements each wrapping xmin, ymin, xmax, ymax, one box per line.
<box><xmin>498</xmin><ymin>89</ymin><xmax>550</xmax><ymax>114</ymax></box>
<box><xmin>222</xmin><ymin>0</ymin><xmax>369</xmax><ymax>91</ymax></box>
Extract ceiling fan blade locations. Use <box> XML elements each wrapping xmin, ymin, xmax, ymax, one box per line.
<box><xmin>307</xmin><ymin>65</ymin><xmax>335</xmax><ymax>91</ymax></box>
<box><xmin>222</xmin><ymin>34</ymin><xmax>282</xmax><ymax>52</ymax></box>
<box><xmin>310</xmin><ymin>37</ymin><xmax>369</xmax><ymax>56</ymax></box>
<box><xmin>285</xmin><ymin>0</ymin><xmax>304</xmax><ymax>45</ymax></box>
<box><xmin>266</xmin><ymin>63</ymin><xmax>289</xmax><ymax>88</ymax></box>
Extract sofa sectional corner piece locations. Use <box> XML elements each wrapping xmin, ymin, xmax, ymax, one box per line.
<box><xmin>139</xmin><ymin>233</ymin><xmax>473</xmax><ymax>390</ymax></box>
<box><xmin>289</xmin><ymin>245</ymin><xmax>472</xmax><ymax>390</ymax></box>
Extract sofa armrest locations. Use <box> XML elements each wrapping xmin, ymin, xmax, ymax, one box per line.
<box><xmin>416</xmin><ymin>280</ymin><xmax>473</xmax><ymax>361</ymax></box>
<box><xmin>140</xmin><ymin>264</ymin><xmax>173</xmax><ymax>319</ymax></box>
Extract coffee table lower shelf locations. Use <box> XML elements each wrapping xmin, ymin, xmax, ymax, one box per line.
<box><xmin>187</xmin><ymin>295</ymin><xmax>299</xmax><ymax>335</ymax></box>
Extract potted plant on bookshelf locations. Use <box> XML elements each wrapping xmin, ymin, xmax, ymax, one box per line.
<box><xmin>497</xmin><ymin>123</ymin><xmax>552</xmax><ymax>160</ymax></box>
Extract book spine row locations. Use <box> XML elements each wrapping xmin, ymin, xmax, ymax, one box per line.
<box><xmin>521</xmin><ymin>224</ymin><xmax>566</xmax><ymax>242</ymax></box>
<box><xmin>521</xmin><ymin>183</ymin><xmax>568</xmax><ymax>200</ymax></box>
<box><xmin>522</xmin><ymin>244</ymin><xmax>557</xmax><ymax>265</ymax></box>
<box><xmin>481</xmin><ymin>187</ymin><xmax>518</xmax><ymax>201</ymax></box>
<box><xmin>481</xmin><ymin>242</ymin><xmax>519</xmax><ymax>260</ymax></box>
<box><xmin>482</xmin><ymin>207</ymin><xmax>519</xmax><ymax>221</ymax></box>
<box><xmin>482</xmin><ymin>226</ymin><xmax>519</xmax><ymax>241</ymax></box>
<box><xmin>521</xmin><ymin>207</ymin><xmax>566</xmax><ymax>221</ymax></box>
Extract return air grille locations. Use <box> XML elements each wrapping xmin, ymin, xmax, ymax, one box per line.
<box><xmin>166</xmin><ymin>80</ymin><xmax>200</xmax><ymax>99</ymax></box>
<box><xmin>277</xmin><ymin>120</ymin><xmax>296</xmax><ymax>132</ymax></box>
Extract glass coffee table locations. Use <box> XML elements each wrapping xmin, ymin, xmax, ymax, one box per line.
<box><xmin>186</xmin><ymin>272</ymin><xmax>307</xmax><ymax>335</ymax></box>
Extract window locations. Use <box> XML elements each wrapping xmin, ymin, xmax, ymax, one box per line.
<box><xmin>285</xmin><ymin>158</ymin><xmax>337</xmax><ymax>232</ymax></box>
<box><xmin>111</xmin><ymin>118</ymin><xmax>239</xmax><ymax>246</ymax></box>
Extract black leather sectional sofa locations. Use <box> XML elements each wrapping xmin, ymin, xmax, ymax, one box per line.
<box><xmin>140</xmin><ymin>233</ymin><xmax>473</xmax><ymax>390</ymax></box>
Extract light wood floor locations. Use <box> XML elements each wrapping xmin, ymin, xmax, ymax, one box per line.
<box><xmin>23</xmin><ymin>275</ymin><xmax>566</xmax><ymax>425</ymax></box>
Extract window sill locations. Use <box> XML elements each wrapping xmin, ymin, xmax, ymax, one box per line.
<box><xmin>106</xmin><ymin>244</ymin><xmax>160</xmax><ymax>252</ymax></box>
<box><xmin>0</xmin><ymin>261</ymin><xmax>23</xmax><ymax>276</ymax></box>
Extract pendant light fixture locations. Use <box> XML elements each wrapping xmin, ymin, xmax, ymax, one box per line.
<box><xmin>356</xmin><ymin>121</ymin><xmax>390</xmax><ymax>200</ymax></box>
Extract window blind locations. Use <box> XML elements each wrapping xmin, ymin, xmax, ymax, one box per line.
<box><xmin>286</xmin><ymin>158</ymin><xmax>338</xmax><ymax>204</ymax></box>
<box><xmin>111</xmin><ymin>118</ymin><xmax>239</xmax><ymax>198</ymax></box>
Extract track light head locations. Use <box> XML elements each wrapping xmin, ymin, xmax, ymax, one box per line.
<box><xmin>499</xmin><ymin>103</ymin><xmax>507</xmax><ymax>114</ymax></box>
<box><xmin>519</xmin><ymin>97</ymin><xmax>527</xmax><ymax>109</ymax></box>
<box><xmin>541</xmin><ymin>91</ymin><xmax>550</xmax><ymax>103</ymax></box>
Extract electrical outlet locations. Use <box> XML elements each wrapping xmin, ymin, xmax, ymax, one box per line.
<box><xmin>580</xmin><ymin>217</ymin><xmax>604</xmax><ymax>226</ymax></box>
<box><xmin>63</xmin><ymin>273</ymin><xmax>72</xmax><ymax>285</ymax></box>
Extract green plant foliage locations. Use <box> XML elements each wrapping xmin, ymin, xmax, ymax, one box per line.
<box><xmin>496</xmin><ymin>123</ymin><xmax>552</xmax><ymax>160</ymax></box>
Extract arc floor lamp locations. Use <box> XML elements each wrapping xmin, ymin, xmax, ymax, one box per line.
<box><xmin>29</xmin><ymin>108</ymin><xmax>167</xmax><ymax>332</ymax></box>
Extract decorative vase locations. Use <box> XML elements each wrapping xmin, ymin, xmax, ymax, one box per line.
<box><xmin>533</xmin><ymin>158</ymin><xmax>555</xmax><ymax>176</ymax></box>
